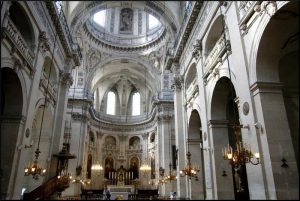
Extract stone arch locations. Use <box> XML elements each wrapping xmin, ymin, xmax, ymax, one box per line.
<box><xmin>8</xmin><ymin>2</ymin><xmax>36</xmax><ymax>52</ymax></box>
<box><xmin>129</xmin><ymin>136</ymin><xmax>141</xmax><ymax>149</ymax></box>
<box><xmin>203</xmin><ymin>13</ymin><xmax>224</xmax><ymax>58</ymax></box>
<box><xmin>104</xmin><ymin>135</ymin><xmax>117</xmax><ymax>148</ymax></box>
<box><xmin>187</xmin><ymin>110</ymin><xmax>205</xmax><ymax>199</ymax></box>
<box><xmin>210</xmin><ymin>77</ymin><xmax>250</xmax><ymax>199</ymax></box>
<box><xmin>185</xmin><ymin>63</ymin><xmax>197</xmax><ymax>90</ymax></box>
<box><xmin>42</xmin><ymin>57</ymin><xmax>59</xmax><ymax>93</ymax></box>
<box><xmin>250</xmin><ymin>1</ymin><xmax>299</xmax><ymax>199</ymax></box>
<box><xmin>0</xmin><ymin>67</ymin><xmax>24</xmax><ymax>198</ymax></box>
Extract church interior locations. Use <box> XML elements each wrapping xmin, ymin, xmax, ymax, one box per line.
<box><xmin>0</xmin><ymin>1</ymin><xmax>299</xmax><ymax>200</ymax></box>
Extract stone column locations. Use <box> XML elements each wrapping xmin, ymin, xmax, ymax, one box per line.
<box><xmin>48</xmin><ymin>67</ymin><xmax>74</xmax><ymax>178</ymax></box>
<box><xmin>193</xmin><ymin>39</ymin><xmax>214</xmax><ymax>200</ymax></box>
<box><xmin>251</xmin><ymin>82</ymin><xmax>299</xmax><ymax>200</ymax></box>
<box><xmin>208</xmin><ymin>120</ymin><xmax>234</xmax><ymax>200</ymax></box>
<box><xmin>95</xmin><ymin>88</ymin><xmax>100</xmax><ymax>112</ymax></box>
<box><xmin>171</xmin><ymin>70</ymin><xmax>187</xmax><ymax>199</ymax></box>
<box><xmin>10</xmin><ymin>31</ymin><xmax>51</xmax><ymax>199</ymax></box>
<box><xmin>157</xmin><ymin>109</ymin><xmax>172</xmax><ymax>196</ymax></box>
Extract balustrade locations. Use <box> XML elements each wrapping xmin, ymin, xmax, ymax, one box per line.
<box><xmin>40</xmin><ymin>72</ymin><xmax>57</xmax><ymax>103</ymax></box>
<box><xmin>204</xmin><ymin>33</ymin><xmax>227</xmax><ymax>76</ymax></box>
<box><xmin>90</xmin><ymin>106</ymin><xmax>157</xmax><ymax>125</ymax></box>
<box><xmin>86</xmin><ymin>20</ymin><xmax>165</xmax><ymax>47</ymax></box>
<box><xmin>5</xmin><ymin>18</ymin><xmax>34</xmax><ymax>67</ymax></box>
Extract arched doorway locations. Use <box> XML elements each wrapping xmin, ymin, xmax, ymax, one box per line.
<box><xmin>254</xmin><ymin>1</ymin><xmax>299</xmax><ymax>199</ymax></box>
<box><xmin>187</xmin><ymin>110</ymin><xmax>205</xmax><ymax>199</ymax></box>
<box><xmin>0</xmin><ymin>67</ymin><xmax>23</xmax><ymax>199</ymax></box>
<box><xmin>211</xmin><ymin>77</ymin><xmax>249</xmax><ymax>200</ymax></box>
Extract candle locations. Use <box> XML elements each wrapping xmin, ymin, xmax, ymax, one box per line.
<box><xmin>131</xmin><ymin>172</ymin><xmax>133</xmax><ymax>179</ymax></box>
<box><xmin>109</xmin><ymin>172</ymin><xmax>111</xmax><ymax>179</ymax></box>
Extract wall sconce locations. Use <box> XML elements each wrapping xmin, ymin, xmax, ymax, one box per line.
<box><xmin>254</xmin><ymin>122</ymin><xmax>264</xmax><ymax>133</ymax></box>
<box><xmin>281</xmin><ymin>158</ymin><xmax>289</xmax><ymax>168</ymax></box>
<box><xmin>222</xmin><ymin>170</ymin><xmax>227</xmax><ymax>177</ymax></box>
<box><xmin>18</xmin><ymin>140</ymin><xmax>34</xmax><ymax>150</ymax></box>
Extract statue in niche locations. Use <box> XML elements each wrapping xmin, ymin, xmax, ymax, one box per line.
<box><xmin>120</xmin><ymin>8</ymin><xmax>133</xmax><ymax>32</ymax></box>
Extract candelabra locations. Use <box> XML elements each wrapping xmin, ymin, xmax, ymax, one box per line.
<box><xmin>180</xmin><ymin>151</ymin><xmax>199</xmax><ymax>180</ymax></box>
<box><xmin>164</xmin><ymin>163</ymin><xmax>176</xmax><ymax>182</ymax></box>
<box><xmin>223</xmin><ymin>140</ymin><xmax>260</xmax><ymax>168</ymax></box>
<box><xmin>24</xmin><ymin>149</ymin><xmax>46</xmax><ymax>180</ymax></box>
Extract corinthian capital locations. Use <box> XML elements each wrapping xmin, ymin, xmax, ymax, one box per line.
<box><xmin>39</xmin><ymin>31</ymin><xmax>50</xmax><ymax>53</ymax></box>
<box><xmin>59</xmin><ymin>70</ymin><xmax>73</xmax><ymax>87</ymax></box>
<box><xmin>171</xmin><ymin>75</ymin><xmax>183</xmax><ymax>91</ymax></box>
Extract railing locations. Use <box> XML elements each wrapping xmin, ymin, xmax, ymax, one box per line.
<box><xmin>86</xmin><ymin>20</ymin><xmax>165</xmax><ymax>47</ymax></box>
<box><xmin>5</xmin><ymin>18</ymin><xmax>34</xmax><ymax>67</ymax></box>
<box><xmin>23</xmin><ymin>176</ymin><xmax>69</xmax><ymax>200</ymax></box>
<box><xmin>90</xmin><ymin>106</ymin><xmax>157</xmax><ymax>125</ymax></box>
<box><xmin>158</xmin><ymin>90</ymin><xmax>174</xmax><ymax>101</ymax></box>
<box><xmin>173</xmin><ymin>1</ymin><xmax>194</xmax><ymax>51</ymax></box>
<box><xmin>203</xmin><ymin>33</ymin><xmax>227</xmax><ymax>75</ymax></box>
<box><xmin>186</xmin><ymin>78</ymin><xmax>197</xmax><ymax>100</ymax></box>
<box><xmin>49</xmin><ymin>1</ymin><xmax>82</xmax><ymax>63</ymax></box>
<box><xmin>238</xmin><ymin>1</ymin><xmax>258</xmax><ymax>19</ymax></box>
<box><xmin>40</xmin><ymin>72</ymin><xmax>58</xmax><ymax>102</ymax></box>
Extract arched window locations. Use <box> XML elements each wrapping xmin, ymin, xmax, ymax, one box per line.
<box><xmin>94</xmin><ymin>10</ymin><xmax>106</xmax><ymax>27</ymax></box>
<box><xmin>148</xmin><ymin>14</ymin><xmax>160</xmax><ymax>29</ymax></box>
<box><xmin>132</xmin><ymin>92</ymin><xmax>140</xmax><ymax>116</ymax></box>
<box><xmin>107</xmin><ymin>91</ymin><xmax>116</xmax><ymax>115</ymax></box>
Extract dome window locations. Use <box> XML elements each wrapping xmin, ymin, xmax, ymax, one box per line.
<box><xmin>93</xmin><ymin>10</ymin><xmax>106</xmax><ymax>27</ymax></box>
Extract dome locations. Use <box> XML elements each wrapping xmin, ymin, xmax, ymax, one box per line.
<box><xmin>85</xmin><ymin>7</ymin><xmax>166</xmax><ymax>48</ymax></box>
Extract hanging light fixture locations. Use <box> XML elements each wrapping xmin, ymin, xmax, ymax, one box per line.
<box><xmin>158</xmin><ymin>167</ymin><xmax>167</xmax><ymax>184</ymax></box>
<box><xmin>24</xmin><ymin>0</ymin><xmax>66</xmax><ymax>180</ymax></box>
<box><xmin>163</xmin><ymin>108</ymin><xmax>176</xmax><ymax>182</ymax></box>
<box><xmin>179</xmin><ymin>151</ymin><xmax>199</xmax><ymax>180</ymax></box>
<box><xmin>218</xmin><ymin>2</ymin><xmax>260</xmax><ymax>169</ymax></box>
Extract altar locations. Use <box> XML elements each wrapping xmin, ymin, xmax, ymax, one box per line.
<box><xmin>107</xmin><ymin>185</ymin><xmax>135</xmax><ymax>200</ymax></box>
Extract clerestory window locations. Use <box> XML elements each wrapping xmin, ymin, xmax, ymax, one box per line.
<box><xmin>148</xmin><ymin>14</ymin><xmax>160</xmax><ymax>29</ymax></box>
<box><xmin>93</xmin><ymin>10</ymin><xmax>106</xmax><ymax>27</ymax></box>
<box><xmin>106</xmin><ymin>91</ymin><xmax>116</xmax><ymax>115</ymax></box>
<box><xmin>132</xmin><ymin>92</ymin><xmax>140</xmax><ymax>116</ymax></box>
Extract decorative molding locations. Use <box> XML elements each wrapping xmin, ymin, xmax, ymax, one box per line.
<box><xmin>242</xmin><ymin>102</ymin><xmax>250</xmax><ymax>116</ymax></box>
<box><xmin>171</xmin><ymin>75</ymin><xmax>183</xmax><ymax>91</ymax></box>
<box><xmin>250</xmin><ymin>81</ymin><xmax>284</xmax><ymax>96</ymax></box>
<box><xmin>72</xmin><ymin>113</ymin><xmax>88</xmax><ymax>122</ymax></box>
<box><xmin>38</xmin><ymin>31</ymin><xmax>50</xmax><ymax>54</ymax></box>
<box><xmin>59</xmin><ymin>71</ymin><xmax>73</xmax><ymax>86</ymax></box>
<box><xmin>83</xmin><ymin>22</ymin><xmax>167</xmax><ymax>52</ymax></box>
<box><xmin>192</xmin><ymin>39</ymin><xmax>202</xmax><ymax>60</ymax></box>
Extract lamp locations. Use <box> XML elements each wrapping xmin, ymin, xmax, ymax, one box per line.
<box><xmin>163</xmin><ymin>108</ymin><xmax>176</xmax><ymax>182</ymax></box>
<box><xmin>24</xmin><ymin>0</ymin><xmax>65</xmax><ymax>180</ymax></box>
<box><xmin>158</xmin><ymin>167</ymin><xmax>166</xmax><ymax>184</ymax></box>
<box><xmin>179</xmin><ymin>151</ymin><xmax>199</xmax><ymax>180</ymax></box>
<box><xmin>218</xmin><ymin>2</ymin><xmax>260</xmax><ymax>170</ymax></box>
<box><xmin>222</xmin><ymin>126</ymin><xmax>260</xmax><ymax>168</ymax></box>
<box><xmin>91</xmin><ymin>161</ymin><xmax>103</xmax><ymax>171</ymax></box>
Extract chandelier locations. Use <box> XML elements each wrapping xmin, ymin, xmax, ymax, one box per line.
<box><xmin>91</xmin><ymin>162</ymin><xmax>103</xmax><ymax>171</ymax></box>
<box><xmin>163</xmin><ymin>163</ymin><xmax>177</xmax><ymax>182</ymax></box>
<box><xmin>223</xmin><ymin>126</ymin><xmax>260</xmax><ymax>168</ymax></box>
<box><xmin>180</xmin><ymin>151</ymin><xmax>199</xmax><ymax>180</ymax></box>
<box><xmin>158</xmin><ymin>167</ymin><xmax>167</xmax><ymax>184</ymax></box>
<box><xmin>140</xmin><ymin>163</ymin><xmax>151</xmax><ymax>171</ymax></box>
<box><xmin>24</xmin><ymin>149</ymin><xmax>46</xmax><ymax>180</ymax></box>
